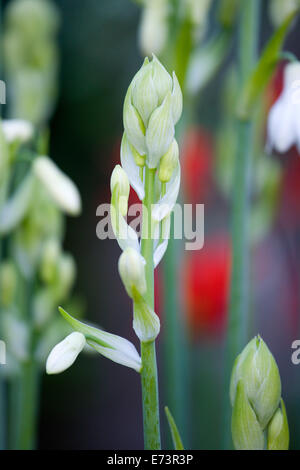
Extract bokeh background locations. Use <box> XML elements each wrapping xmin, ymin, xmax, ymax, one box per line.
<box><xmin>2</xmin><ymin>0</ymin><xmax>300</xmax><ymax>450</ymax></box>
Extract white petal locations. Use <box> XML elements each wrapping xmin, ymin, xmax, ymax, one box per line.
<box><xmin>267</xmin><ymin>95</ymin><xmax>296</xmax><ymax>154</ymax></box>
<box><xmin>110</xmin><ymin>204</ymin><xmax>140</xmax><ymax>253</ymax></box>
<box><xmin>171</xmin><ymin>72</ymin><xmax>183</xmax><ymax>125</ymax></box>
<box><xmin>33</xmin><ymin>156</ymin><xmax>81</xmax><ymax>216</ymax></box>
<box><xmin>146</xmin><ymin>92</ymin><xmax>175</xmax><ymax>169</ymax></box>
<box><xmin>153</xmin><ymin>214</ymin><xmax>171</xmax><ymax>267</ymax></box>
<box><xmin>152</xmin><ymin>159</ymin><xmax>180</xmax><ymax>222</ymax></box>
<box><xmin>87</xmin><ymin>336</ymin><xmax>141</xmax><ymax>372</ymax></box>
<box><xmin>2</xmin><ymin>119</ymin><xmax>34</xmax><ymax>143</ymax></box>
<box><xmin>120</xmin><ymin>133</ymin><xmax>145</xmax><ymax>200</ymax></box>
<box><xmin>46</xmin><ymin>332</ymin><xmax>86</xmax><ymax>374</ymax></box>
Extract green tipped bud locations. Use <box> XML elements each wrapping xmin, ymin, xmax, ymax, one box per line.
<box><xmin>110</xmin><ymin>164</ymin><xmax>130</xmax><ymax>216</ymax></box>
<box><xmin>129</xmin><ymin>140</ymin><xmax>146</xmax><ymax>168</ymax></box>
<box><xmin>5</xmin><ymin>0</ymin><xmax>60</xmax><ymax>39</ymax></box>
<box><xmin>231</xmin><ymin>380</ymin><xmax>265</xmax><ymax>450</ymax></box>
<box><xmin>123</xmin><ymin>55</ymin><xmax>182</xmax><ymax>169</ymax></box>
<box><xmin>118</xmin><ymin>248</ymin><xmax>147</xmax><ymax>299</ymax></box>
<box><xmin>230</xmin><ymin>335</ymin><xmax>281</xmax><ymax>430</ymax></box>
<box><xmin>0</xmin><ymin>261</ymin><xmax>17</xmax><ymax>307</ymax></box>
<box><xmin>267</xmin><ymin>399</ymin><xmax>289</xmax><ymax>450</ymax></box>
<box><xmin>230</xmin><ymin>336</ymin><xmax>288</xmax><ymax>450</ymax></box>
<box><xmin>158</xmin><ymin>139</ymin><xmax>179</xmax><ymax>183</ymax></box>
<box><xmin>40</xmin><ymin>238</ymin><xmax>61</xmax><ymax>284</ymax></box>
<box><xmin>56</xmin><ymin>254</ymin><xmax>76</xmax><ymax>299</ymax></box>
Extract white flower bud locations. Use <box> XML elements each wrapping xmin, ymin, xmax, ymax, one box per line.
<box><xmin>110</xmin><ymin>164</ymin><xmax>130</xmax><ymax>216</ymax></box>
<box><xmin>118</xmin><ymin>248</ymin><xmax>147</xmax><ymax>299</ymax></box>
<box><xmin>123</xmin><ymin>55</ymin><xmax>182</xmax><ymax>169</ymax></box>
<box><xmin>33</xmin><ymin>156</ymin><xmax>82</xmax><ymax>216</ymax></box>
<box><xmin>269</xmin><ymin>0</ymin><xmax>299</xmax><ymax>27</ymax></box>
<box><xmin>40</xmin><ymin>238</ymin><xmax>60</xmax><ymax>284</ymax></box>
<box><xmin>46</xmin><ymin>331</ymin><xmax>86</xmax><ymax>375</ymax></box>
<box><xmin>138</xmin><ymin>0</ymin><xmax>168</xmax><ymax>56</ymax></box>
<box><xmin>133</xmin><ymin>297</ymin><xmax>160</xmax><ymax>343</ymax></box>
<box><xmin>158</xmin><ymin>139</ymin><xmax>179</xmax><ymax>183</ymax></box>
<box><xmin>2</xmin><ymin>119</ymin><xmax>34</xmax><ymax>143</ymax></box>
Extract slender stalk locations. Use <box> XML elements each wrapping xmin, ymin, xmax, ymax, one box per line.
<box><xmin>222</xmin><ymin>0</ymin><xmax>259</xmax><ymax>449</ymax></box>
<box><xmin>0</xmin><ymin>238</ymin><xmax>6</xmax><ymax>450</ymax></box>
<box><xmin>140</xmin><ymin>166</ymin><xmax>161</xmax><ymax>450</ymax></box>
<box><xmin>16</xmin><ymin>360</ymin><xmax>39</xmax><ymax>450</ymax></box>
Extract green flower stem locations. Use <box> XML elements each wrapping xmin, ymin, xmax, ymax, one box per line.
<box><xmin>222</xmin><ymin>0</ymin><xmax>259</xmax><ymax>449</ymax></box>
<box><xmin>140</xmin><ymin>166</ymin><xmax>161</xmax><ymax>450</ymax></box>
<box><xmin>17</xmin><ymin>359</ymin><xmax>39</xmax><ymax>450</ymax></box>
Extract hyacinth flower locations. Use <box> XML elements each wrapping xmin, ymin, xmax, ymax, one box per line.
<box><xmin>47</xmin><ymin>55</ymin><xmax>182</xmax><ymax>449</ymax></box>
<box><xmin>230</xmin><ymin>336</ymin><xmax>289</xmax><ymax>450</ymax></box>
<box><xmin>267</xmin><ymin>62</ymin><xmax>300</xmax><ymax>154</ymax></box>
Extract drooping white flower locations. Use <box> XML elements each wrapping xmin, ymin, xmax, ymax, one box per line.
<box><xmin>2</xmin><ymin>119</ymin><xmax>34</xmax><ymax>144</ymax></box>
<box><xmin>58</xmin><ymin>307</ymin><xmax>142</xmax><ymax>372</ymax></box>
<box><xmin>33</xmin><ymin>156</ymin><xmax>82</xmax><ymax>216</ymax></box>
<box><xmin>46</xmin><ymin>332</ymin><xmax>86</xmax><ymax>374</ymax></box>
<box><xmin>267</xmin><ymin>62</ymin><xmax>300</xmax><ymax>154</ymax></box>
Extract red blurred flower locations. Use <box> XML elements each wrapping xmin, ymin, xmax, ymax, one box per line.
<box><xmin>181</xmin><ymin>127</ymin><xmax>213</xmax><ymax>204</ymax></box>
<box><xmin>182</xmin><ymin>234</ymin><xmax>231</xmax><ymax>339</ymax></box>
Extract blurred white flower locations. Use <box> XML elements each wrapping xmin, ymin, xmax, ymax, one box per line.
<box><xmin>33</xmin><ymin>156</ymin><xmax>82</xmax><ymax>216</ymax></box>
<box><xmin>46</xmin><ymin>331</ymin><xmax>86</xmax><ymax>374</ymax></box>
<box><xmin>138</xmin><ymin>0</ymin><xmax>168</xmax><ymax>56</ymax></box>
<box><xmin>267</xmin><ymin>62</ymin><xmax>300</xmax><ymax>154</ymax></box>
<box><xmin>2</xmin><ymin>119</ymin><xmax>33</xmax><ymax>143</ymax></box>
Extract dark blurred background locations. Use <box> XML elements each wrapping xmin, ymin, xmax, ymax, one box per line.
<box><xmin>2</xmin><ymin>0</ymin><xmax>300</xmax><ymax>449</ymax></box>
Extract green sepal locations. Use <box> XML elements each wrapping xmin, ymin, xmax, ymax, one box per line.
<box><xmin>267</xmin><ymin>399</ymin><xmax>289</xmax><ymax>450</ymax></box>
<box><xmin>231</xmin><ymin>380</ymin><xmax>265</xmax><ymax>450</ymax></box>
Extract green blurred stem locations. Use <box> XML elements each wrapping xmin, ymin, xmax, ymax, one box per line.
<box><xmin>222</xmin><ymin>0</ymin><xmax>259</xmax><ymax>449</ymax></box>
<box><xmin>17</xmin><ymin>360</ymin><xmax>39</xmax><ymax>450</ymax></box>
<box><xmin>9</xmin><ymin>274</ymin><xmax>39</xmax><ymax>450</ymax></box>
<box><xmin>0</xmin><ymin>240</ymin><xmax>6</xmax><ymax>450</ymax></box>
<box><xmin>140</xmin><ymin>166</ymin><xmax>161</xmax><ymax>450</ymax></box>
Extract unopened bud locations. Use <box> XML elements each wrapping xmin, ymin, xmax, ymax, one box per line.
<box><xmin>123</xmin><ymin>55</ymin><xmax>182</xmax><ymax>169</ymax></box>
<box><xmin>33</xmin><ymin>156</ymin><xmax>82</xmax><ymax>216</ymax></box>
<box><xmin>158</xmin><ymin>139</ymin><xmax>179</xmax><ymax>183</ymax></box>
<box><xmin>46</xmin><ymin>331</ymin><xmax>86</xmax><ymax>374</ymax></box>
<box><xmin>118</xmin><ymin>248</ymin><xmax>146</xmax><ymax>299</ymax></box>
<box><xmin>230</xmin><ymin>335</ymin><xmax>281</xmax><ymax>430</ymax></box>
<box><xmin>40</xmin><ymin>238</ymin><xmax>60</xmax><ymax>284</ymax></box>
<box><xmin>0</xmin><ymin>262</ymin><xmax>17</xmax><ymax>307</ymax></box>
<box><xmin>110</xmin><ymin>164</ymin><xmax>130</xmax><ymax>216</ymax></box>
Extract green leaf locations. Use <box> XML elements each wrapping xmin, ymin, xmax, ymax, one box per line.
<box><xmin>164</xmin><ymin>406</ymin><xmax>184</xmax><ymax>450</ymax></box>
<box><xmin>237</xmin><ymin>9</ymin><xmax>299</xmax><ymax>120</ymax></box>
